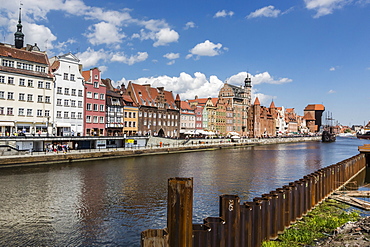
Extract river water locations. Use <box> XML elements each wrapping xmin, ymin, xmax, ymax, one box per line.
<box><xmin>0</xmin><ymin>137</ymin><xmax>369</xmax><ymax>246</ymax></box>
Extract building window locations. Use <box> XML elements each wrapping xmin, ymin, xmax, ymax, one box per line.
<box><xmin>94</xmin><ymin>81</ymin><xmax>98</xmax><ymax>88</ymax></box>
<box><xmin>124</xmin><ymin>112</ymin><xmax>127</xmax><ymax>118</ymax></box>
<box><xmin>64</xmin><ymin>112</ymin><xmax>69</xmax><ymax>118</ymax></box>
<box><xmin>8</xmin><ymin>77</ymin><xmax>14</xmax><ymax>85</ymax></box>
<box><xmin>57</xmin><ymin>87</ymin><xmax>62</xmax><ymax>94</ymax></box>
<box><xmin>71</xmin><ymin>100</ymin><xmax>76</xmax><ymax>107</ymax></box>
<box><xmin>78</xmin><ymin>101</ymin><xmax>82</xmax><ymax>108</ymax></box>
<box><xmin>94</xmin><ymin>93</ymin><xmax>98</xmax><ymax>99</ymax></box>
<box><xmin>27</xmin><ymin>94</ymin><xmax>33</xmax><ymax>102</ymax></box>
<box><xmin>35</xmin><ymin>65</ymin><xmax>45</xmax><ymax>73</ymax></box>
<box><xmin>27</xmin><ymin>109</ymin><xmax>32</xmax><ymax>116</ymax></box>
<box><xmin>71</xmin><ymin>89</ymin><xmax>76</xmax><ymax>96</ymax></box>
<box><xmin>87</xmin><ymin>92</ymin><xmax>92</xmax><ymax>98</ymax></box>
<box><xmin>86</xmin><ymin>103</ymin><xmax>92</xmax><ymax>111</ymax></box>
<box><xmin>45</xmin><ymin>110</ymin><xmax>50</xmax><ymax>117</ymax></box>
<box><xmin>37</xmin><ymin>109</ymin><xmax>43</xmax><ymax>117</ymax></box>
<box><xmin>0</xmin><ymin>76</ymin><xmax>4</xmax><ymax>83</ymax></box>
<box><xmin>2</xmin><ymin>59</ymin><xmax>14</xmax><ymax>67</ymax></box>
<box><xmin>17</xmin><ymin>62</ymin><xmax>33</xmax><ymax>70</ymax></box>
<box><xmin>63</xmin><ymin>73</ymin><xmax>68</xmax><ymax>80</ymax></box>
<box><xmin>78</xmin><ymin>90</ymin><xmax>83</xmax><ymax>97</ymax></box>
<box><xmin>99</xmin><ymin>116</ymin><xmax>104</xmax><ymax>123</ymax></box>
<box><xmin>100</xmin><ymin>105</ymin><xmax>104</xmax><ymax>111</ymax></box>
<box><xmin>86</xmin><ymin>116</ymin><xmax>91</xmax><ymax>123</ymax></box>
<box><xmin>7</xmin><ymin>107</ymin><xmax>13</xmax><ymax>115</ymax></box>
<box><xmin>19</xmin><ymin>78</ymin><xmax>25</xmax><ymax>86</ymax></box>
<box><xmin>0</xmin><ymin>91</ymin><xmax>4</xmax><ymax>99</ymax></box>
<box><xmin>27</xmin><ymin>80</ymin><xmax>33</xmax><ymax>87</ymax></box>
<box><xmin>70</xmin><ymin>74</ymin><xmax>75</xmax><ymax>81</ymax></box>
<box><xmin>18</xmin><ymin>108</ymin><xmax>24</xmax><ymax>116</ymax></box>
<box><xmin>71</xmin><ymin>112</ymin><xmax>76</xmax><ymax>119</ymax></box>
<box><xmin>37</xmin><ymin>95</ymin><xmax>43</xmax><ymax>102</ymax></box>
<box><xmin>64</xmin><ymin>99</ymin><xmax>69</xmax><ymax>106</ymax></box>
<box><xmin>7</xmin><ymin>92</ymin><xmax>14</xmax><ymax>100</ymax></box>
<box><xmin>78</xmin><ymin>112</ymin><xmax>82</xmax><ymax>119</ymax></box>
<box><xmin>93</xmin><ymin>104</ymin><xmax>98</xmax><ymax>111</ymax></box>
<box><xmin>45</xmin><ymin>96</ymin><xmax>51</xmax><ymax>103</ymax></box>
<box><xmin>133</xmin><ymin>122</ymin><xmax>136</xmax><ymax>127</ymax></box>
<box><xmin>18</xmin><ymin>93</ymin><xmax>24</xmax><ymax>101</ymax></box>
<box><xmin>64</xmin><ymin>88</ymin><xmax>69</xmax><ymax>95</ymax></box>
<box><xmin>38</xmin><ymin>81</ymin><xmax>43</xmax><ymax>88</ymax></box>
<box><xmin>100</xmin><ymin>94</ymin><xmax>105</xmax><ymax>100</ymax></box>
<box><xmin>0</xmin><ymin>107</ymin><xmax>3</xmax><ymax>115</ymax></box>
<box><xmin>56</xmin><ymin>111</ymin><xmax>62</xmax><ymax>118</ymax></box>
<box><xmin>57</xmin><ymin>99</ymin><xmax>62</xmax><ymax>106</ymax></box>
<box><xmin>45</xmin><ymin>82</ymin><xmax>51</xmax><ymax>89</ymax></box>
<box><xmin>93</xmin><ymin>116</ymin><xmax>98</xmax><ymax>123</ymax></box>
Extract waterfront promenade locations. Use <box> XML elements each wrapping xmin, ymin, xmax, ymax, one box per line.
<box><xmin>0</xmin><ymin>136</ymin><xmax>321</xmax><ymax>167</ymax></box>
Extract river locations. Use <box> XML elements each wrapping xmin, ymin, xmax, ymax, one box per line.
<box><xmin>0</xmin><ymin>137</ymin><xmax>369</xmax><ymax>246</ymax></box>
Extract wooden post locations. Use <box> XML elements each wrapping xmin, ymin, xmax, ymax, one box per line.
<box><xmin>141</xmin><ymin>229</ymin><xmax>168</xmax><ymax>247</ymax></box>
<box><xmin>167</xmin><ymin>177</ymin><xmax>193</xmax><ymax>247</ymax></box>
<box><xmin>220</xmin><ymin>194</ymin><xmax>240</xmax><ymax>247</ymax></box>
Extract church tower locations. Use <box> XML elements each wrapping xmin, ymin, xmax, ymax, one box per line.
<box><xmin>14</xmin><ymin>7</ymin><xmax>24</xmax><ymax>49</ymax></box>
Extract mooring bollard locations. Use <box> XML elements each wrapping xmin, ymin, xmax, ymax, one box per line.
<box><xmin>220</xmin><ymin>194</ymin><xmax>240</xmax><ymax>246</ymax></box>
<box><xmin>204</xmin><ymin>217</ymin><xmax>225</xmax><ymax>247</ymax></box>
<box><xmin>240</xmin><ymin>203</ymin><xmax>252</xmax><ymax>247</ymax></box>
<box><xmin>167</xmin><ymin>177</ymin><xmax>193</xmax><ymax>247</ymax></box>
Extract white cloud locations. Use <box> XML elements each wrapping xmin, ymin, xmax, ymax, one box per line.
<box><xmin>184</xmin><ymin>21</ymin><xmax>195</xmax><ymax>29</ymax></box>
<box><xmin>167</xmin><ymin>60</ymin><xmax>175</xmax><ymax>65</ymax></box>
<box><xmin>85</xmin><ymin>22</ymin><xmax>126</xmax><ymax>45</ymax></box>
<box><xmin>329</xmin><ymin>67</ymin><xmax>336</xmax><ymax>71</ymax></box>
<box><xmin>187</xmin><ymin>40</ymin><xmax>224</xmax><ymax>59</ymax></box>
<box><xmin>111</xmin><ymin>51</ymin><xmax>148</xmax><ymax>65</ymax></box>
<box><xmin>214</xmin><ymin>10</ymin><xmax>234</xmax><ymax>18</ymax></box>
<box><xmin>247</xmin><ymin>5</ymin><xmax>281</xmax><ymax>19</ymax></box>
<box><xmin>153</xmin><ymin>28</ymin><xmax>179</xmax><ymax>47</ymax></box>
<box><xmin>328</xmin><ymin>89</ymin><xmax>336</xmax><ymax>94</ymax></box>
<box><xmin>163</xmin><ymin>53</ymin><xmax>180</xmax><ymax>60</ymax></box>
<box><xmin>252</xmin><ymin>72</ymin><xmax>292</xmax><ymax>85</ymax></box>
<box><xmin>76</xmin><ymin>47</ymin><xmax>109</xmax><ymax>68</ymax></box>
<box><xmin>99</xmin><ymin>65</ymin><xmax>108</xmax><ymax>74</ymax></box>
<box><xmin>304</xmin><ymin>0</ymin><xmax>349</xmax><ymax>18</ymax></box>
<box><xmin>23</xmin><ymin>22</ymin><xmax>57</xmax><ymax>50</ymax></box>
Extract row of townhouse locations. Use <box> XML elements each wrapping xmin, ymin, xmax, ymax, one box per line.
<box><xmin>0</xmin><ymin>17</ymin><xmax>324</xmax><ymax>138</ymax></box>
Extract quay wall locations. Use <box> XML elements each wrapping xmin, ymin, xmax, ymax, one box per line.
<box><xmin>0</xmin><ymin>136</ymin><xmax>320</xmax><ymax>167</ymax></box>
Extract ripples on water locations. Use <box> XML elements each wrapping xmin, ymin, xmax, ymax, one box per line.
<box><xmin>0</xmin><ymin>137</ymin><xmax>369</xmax><ymax>246</ymax></box>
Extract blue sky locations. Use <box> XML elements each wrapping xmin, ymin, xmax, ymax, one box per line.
<box><xmin>1</xmin><ymin>0</ymin><xmax>369</xmax><ymax>125</ymax></box>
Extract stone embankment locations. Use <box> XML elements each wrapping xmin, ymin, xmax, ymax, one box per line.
<box><xmin>0</xmin><ymin>136</ymin><xmax>320</xmax><ymax>168</ymax></box>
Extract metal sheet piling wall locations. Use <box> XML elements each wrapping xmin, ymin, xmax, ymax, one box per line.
<box><xmin>142</xmin><ymin>153</ymin><xmax>366</xmax><ymax>247</ymax></box>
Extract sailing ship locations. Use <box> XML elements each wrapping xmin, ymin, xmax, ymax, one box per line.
<box><xmin>322</xmin><ymin>111</ymin><xmax>336</xmax><ymax>142</ymax></box>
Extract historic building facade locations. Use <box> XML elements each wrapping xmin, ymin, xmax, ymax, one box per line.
<box><xmin>125</xmin><ymin>82</ymin><xmax>180</xmax><ymax>137</ymax></box>
<box><xmin>49</xmin><ymin>53</ymin><xmax>84</xmax><ymax>136</ymax></box>
<box><xmin>82</xmin><ymin>68</ymin><xmax>106</xmax><ymax>136</ymax></box>
<box><xmin>0</xmin><ymin>14</ymin><xmax>53</xmax><ymax>136</ymax></box>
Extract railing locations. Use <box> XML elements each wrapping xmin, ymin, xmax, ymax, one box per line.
<box><xmin>141</xmin><ymin>153</ymin><xmax>367</xmax><ymax>247</ymax></box>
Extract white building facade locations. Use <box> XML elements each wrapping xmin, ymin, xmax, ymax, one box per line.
<box><xmin>49</xmin><ymin>53</ymin><xmax>85</xmax><ymax>136</ymax></box>
<box><xmin>0</xmin><ymin>43</ymin><xmax>54</xmax><ymax>136</ymax></box>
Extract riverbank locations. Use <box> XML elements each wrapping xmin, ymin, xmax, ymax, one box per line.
<box><xmin>0</xmin><ymin>136</ymin><xmax>321</xmax><ymax>167</ymax></box>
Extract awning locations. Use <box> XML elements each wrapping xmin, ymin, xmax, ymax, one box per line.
<box><xmin>228</xmin><ymin>132</ymin><xmax>240</xmax><ymax>136</ymax></box>
<box><xmin>56</xmin><ymin>123</ymin><xmax>71</xmax><ymax>127</ymax></box>
<box><xmin>0</xmin><ymin>122</ymin><xmax>14</xmax><ymax>127</ymax></box>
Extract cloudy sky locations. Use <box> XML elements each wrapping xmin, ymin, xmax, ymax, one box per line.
<box><xmin>1</xmin><ymin>0</ymin><xmax>369</xmax><ymax>125</ymax></box>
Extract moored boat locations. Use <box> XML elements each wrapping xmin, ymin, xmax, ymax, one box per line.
<box><xmin>357</xmin><ymin>131</ymin><xmax>370</xmax><ymax>139</ymax></box>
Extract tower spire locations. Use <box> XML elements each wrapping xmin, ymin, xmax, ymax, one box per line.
<box><xmin>244</xmin><ymin>72</ymin><xmax>252</xmax><ymax>88</ymax></box>
<box><xmin>14</xmin><ymin>5</ymin><xmax>24</xmax><ymax>49</ymax></box>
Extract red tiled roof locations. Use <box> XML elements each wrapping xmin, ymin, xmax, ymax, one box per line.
<box><xmin>270</xmin><ymin>101</ymin><xmax>276</xmax><ymax>108</ymax></box>
<box><xmin>82</xmin><ymin>70</ymin><xmax>90</xmax><ymax>82</ymax></box>
<box><xmin>303</xmin><ymin>112</ymin><xmax>315</xmax><ymax>120</ymax></box>
<box><xmin>304</xmin><ymin>104</ymin><xmax>325</xmax><ymax>111</ymax></box>
<box><xmin>180</xmin><ymin>101</ymin><xmax>192</xmax><ymax>110</ymax></box>
<box><xmin>254</xmin><ymin>97</ymin><xmax>260</xmax><ymax>105</ymax></box>
<box><xmin>0</xmin><ymin>44</ymin><xmax>48</xmax><ymax>64</ymax></box>
<box><xmin>50</xmin><ymin>60</ymin><xmax>60</xmax><ymax>72</ymax></box>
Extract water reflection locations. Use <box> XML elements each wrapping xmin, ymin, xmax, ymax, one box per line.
<box><xmin>0</xmin><ymin>137</ymin><xmax>369</xmax><ymax>246</ymax></box>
